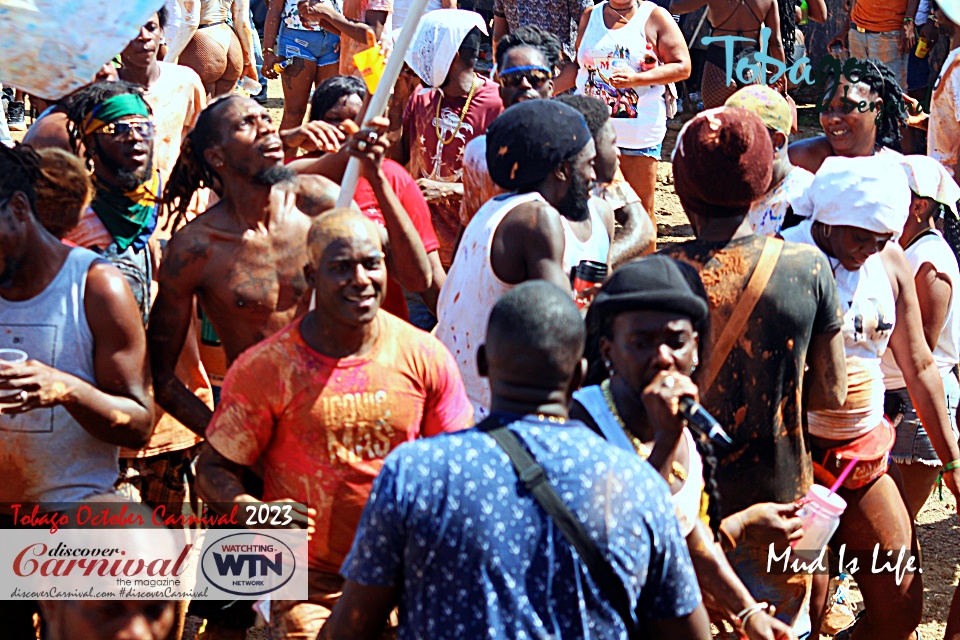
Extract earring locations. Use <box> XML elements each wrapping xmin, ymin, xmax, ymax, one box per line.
<box><xmin>823</xmin><ymin>225</ymin><xmax>832</xmax><ymax>238</ymax></box>
<box><xmin>692</xmin><ymin>352</ymin><xmax>699</xmax><ymax>368</ymax></box>
<box><xmin>604</xmin><ymin>360</ymin><xmax>615</xmax><ymax>376</ymax></box>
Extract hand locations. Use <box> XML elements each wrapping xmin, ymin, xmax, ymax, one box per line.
<box><xmin>608</xmin><ymin>68</ymin><xmax>642</xmax><ymax>89</ymax></box>
<box><xmin>345</xmin><ymin>116</ymin><xmax>391</xmax><ymax>180</ymax></box>
<box><xmin>743</xmin><ymin>611</ymin><xmax>798</xmax><ymax>640</ymax></box>
<box><xmin>280</xmin><ymin>120</ymin><xmax>346</xmax><ymax>153</ymax></box>
<box><xmin>641</xmin><ymin>371</ymin><xmax>699</xmax><ymax>449</ymax></box>
<box><xmin>739</xmin><ymin>502</ymin><xmax>803</xmax><ymax>547</ymax></box>
<box><xmin>297</xmin><ymin>0</ymin><xmax>327</xmax><ymax>26</ymax></box>
<box><xmin>0</xmin><ymin>360</ymin><xmax>73</xmax><ymax>413</ymax></box>
<box><xmin>262</xmin><ymin>50</ymin><xmax>286</xmax><ymax>80</ymax></box>
<box><xmin>920</xmin><ymin>20</ymin><xmax>938</xmax><ymax>44</ymax></box>
<box><xmin>942</xmin><ymin>467</ymin><xmax>960</xmax><ymax>503</ymax></box>
<box><xmin>900</xmin><ymin>22</ymin><xmax>917</xmax><ymax>54</ymax></box>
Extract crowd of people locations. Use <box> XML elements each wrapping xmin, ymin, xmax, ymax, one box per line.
<box><xmin>4</xmin><ymin>0</ymin><xmax>960</xmax><ymax>639</ymax></box>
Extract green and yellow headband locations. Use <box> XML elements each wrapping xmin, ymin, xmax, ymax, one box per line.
<box><xmin>82</xmin><ymin>93</ymin><xmax>151</xmax><ymax>137</ymax></box>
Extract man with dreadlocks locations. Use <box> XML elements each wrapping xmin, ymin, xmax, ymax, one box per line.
<box><xmin>150</xmin><ymin>95</ymin><xmax>341</xmax><ymax>437</ymax></box>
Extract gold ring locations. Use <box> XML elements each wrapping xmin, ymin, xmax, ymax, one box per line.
<box><xmin>17</xmin><ymin>390</ymin><xmax>27</xmax><ymax>403</ymax></box>
<box><xmin>662</xmin><ymin>376</ymin><xmax>675</xmax><ymax>389</ymax></box>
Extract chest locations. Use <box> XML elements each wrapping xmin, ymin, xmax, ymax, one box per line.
<box><xmin>834</xmin><ymin>258</ymin><xmax>896</xmax><ymax>353</ymax></box>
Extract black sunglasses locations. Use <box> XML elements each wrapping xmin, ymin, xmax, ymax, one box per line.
<box><xmin>498</xmin><ymin>65</ymin><xmax>553</xmax><ymax>89</ymax></box>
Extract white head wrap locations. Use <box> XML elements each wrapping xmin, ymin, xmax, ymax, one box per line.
<box><xmin>792</xmin><ymin>154</ymin><xmax>910</xmax><ymax>239</ymax></box>
<box><xmin>404</xmin><ymin>9</ymin><xmax>487</xmax><ymax>88</ymax></box>
<box><xmin>899</xmin><ymin>154</ymin><xmax>960</xmax><ymax>218</ymax></box>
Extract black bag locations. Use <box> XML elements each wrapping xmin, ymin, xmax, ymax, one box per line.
<box><xmin>478</xmin><ymin>416</ymin><xmax>641</xmax><ymax>638</ymax></box>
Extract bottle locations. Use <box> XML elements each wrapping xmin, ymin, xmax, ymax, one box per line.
<box><xmin>798</xmin><ymin>0</ymin><xmax>809</xmax><ymax>25</ymax></box>
<box><xmin>916</xmin><ymin>36</ymin><xmax>930</xmax><ymax>59</ymax></box>
<box><xmin>571</xmin><ymin>260</ymin><xmax>608</xmax><ymax>309</ymax></box>
<box><xmin>790</xmin><ymin>485</ymin><xmax>847</xmax><ymax>561</ymax></box>
<box><xmin>273</xmin><ymin>59</ymin><xmax>292</xmax><ymax>75</ymax></box>
<box><xmin>640</xmin><ymin>42</ymin><xmax>658</xmax><ymax>72</ymax></box>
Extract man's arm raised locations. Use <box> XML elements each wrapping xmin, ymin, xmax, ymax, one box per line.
<box><xmin>149</xmin><ymin>230</ymin><xmax>215</xmax><ymax>436</ymax></box>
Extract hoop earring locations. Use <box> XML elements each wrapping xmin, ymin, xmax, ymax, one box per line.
<box><xmin>823</xmin><ymin>225</ymin><xmax>832</xmax><ymax>238</ymax></box>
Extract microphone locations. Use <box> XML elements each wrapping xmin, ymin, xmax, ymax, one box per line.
<box><xmin>679</xmin><ymin>397</ymin><xmax>734</xmax><ymax>449</ymax></box>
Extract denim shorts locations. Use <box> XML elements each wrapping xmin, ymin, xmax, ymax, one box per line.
<box><xmin>277</xmin><ymin>24</ymin><xmax>340</xmax><ymax>67</ymax></box>
<box><xmin>619</xmin><ymin>142</ymin><xmax>662</xmax><ymax>159</ymax></box>
<box><xmin>848</xmin><ymin>27</ymin><xmax>907</xmax><ymax>91</ymax></box>
<box><xmin>889</xmin><ymin>370</ymin><xmax>960</xmax><ymax>466</ymax></box>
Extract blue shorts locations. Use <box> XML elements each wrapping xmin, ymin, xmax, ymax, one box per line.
<box><xmin>277</xmin><ymin>24</ymin><xmax>340</xmax><ymax>67</ymax></box>
<box><xmin>890</xmin><ymin>370</ymin><xmax>960</xmax><ymax>466</ymax></box>
<box><xmin>620</xmin><ymin>142</ymin><xmax>662</xmax><ymax>159</ymax></box>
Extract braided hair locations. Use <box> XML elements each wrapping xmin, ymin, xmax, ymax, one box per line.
<box><xmin>583</xmin><ymin>263</ymin><xmax>723</xmax><ymax>539</ymax></box>
<box><xmin>162</xmin><ymin>94</ymin><xmax>243</xmax><ymax>231</ymax></box>
<box><xmin>779</xmin><ymin>0</ymin><xmax>797</xmax><ymax>65</ymax></box>
<box><xmin>823</xmin><ymin>57</ymin><xmax>906</xmax><ymax>152</ymax></box>
<box><xmin>63</xmin><ymin>80</ymin><xmax>150</xmax><ymax>163</ymax></box>
<box><xmin>0</xmin><ymin>143</ymin><xmax>43</xmax><ymax>213</ymax></box>
<box><xmin>494</xmin><ymin>25</ymin><xmax>563</xmax><ymax>76</ymax></box>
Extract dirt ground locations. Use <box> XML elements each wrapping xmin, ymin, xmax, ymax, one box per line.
<box><xmin>10</xmin><ymin>82</ymin><xmax>959</xmax><ymax>638</ymax></box>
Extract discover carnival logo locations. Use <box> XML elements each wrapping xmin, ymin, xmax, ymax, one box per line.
<box><xmin>200</xmin><ymin>532</ymin><xmax>298</xmax><ymax>597</ymax></box>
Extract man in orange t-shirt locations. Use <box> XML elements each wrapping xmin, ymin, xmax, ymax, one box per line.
<box><xmin>836</xmin><ymin>0</ymin><xmax>919</xmax><ymax>88</ymax></box>
<box><xmin>196</xmin><ymin>208</ymin><xmax>473</xmax><ymax>639</ymax></box>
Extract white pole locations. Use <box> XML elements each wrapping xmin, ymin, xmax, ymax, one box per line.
<box><xmin>335</xmin><ymin>0</ymin><xmax>433</xmax><ymax>207</ymax></box>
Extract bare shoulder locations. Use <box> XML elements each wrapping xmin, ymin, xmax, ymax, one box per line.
<box><xmin>880</xmin><ymin>240</ymin><xmax>911</xmax><ymax>291</ymax></box>
<box><xmin>295</xmin><ymin>174</ymin><xmax>341</xmax><ymax>217</ymax></box>
<box><xmin>158</xmin><ymin>211</ymin><xmax>220</xmax><ymax>284</ymax></box>
<box><xmin>788</xmin><ymin>137</ymin><xmax>832</xmax><ymax>173</ymax></box>
<box><xmin>84</xmin><ymin>260</ymin><xmax>142</xmax><ymax>324</ymax></box>
<box><xmin>502</xmin><ymin>199</ymin><xmax>566</xmax><ymax>238</ymax></box>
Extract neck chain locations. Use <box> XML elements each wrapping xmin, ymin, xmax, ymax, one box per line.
<box><xmin>606</xmin><ymin>0</ymin><xmax>638</xmax><ymax>21</ymax></box>
<box><xmin>436</xmin><ymin>74</ymin><xmax>480</xmax><ymax>146</ymax></box>
<box><xmin>600</xmin><ymin>380</ymin><xmax>687</xmax><ymax>484</ymax></box>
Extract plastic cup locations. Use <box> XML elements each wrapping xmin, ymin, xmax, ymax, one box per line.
<box><xmin>790</xmin><ymin>485</ymin><xmax>847</xmax><ymax>561</ymax></box>
<box><xmin>0</xmin><ymin>348</ymin><xmax>27</xmax><ymax>414</ymax></box>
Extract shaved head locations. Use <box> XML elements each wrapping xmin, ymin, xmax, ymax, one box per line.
<box><xmin>484</xmin><ymin>281</ymin><xmax>585</xmax><ymax>387</ymax></box>
<box><xmin>307</xmin><ymin>208</ymin><xmax>383</xmax><ymax>267</ymax></box>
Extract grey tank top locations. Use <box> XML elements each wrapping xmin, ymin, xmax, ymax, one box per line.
<box><xmin>0</xmin><ymin>248</ymin><xmax>120</xmax><ymax>503</ymax></box>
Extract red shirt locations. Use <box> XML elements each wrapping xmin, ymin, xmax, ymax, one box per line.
<box><xmin>354</xmin><ymin>159</ymin><xmax>440</xmax><ymax>321</ymax></box>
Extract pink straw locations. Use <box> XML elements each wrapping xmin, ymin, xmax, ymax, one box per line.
<box><xmin>828</xmin><ymin>457</ymin><xmax>860</xmax><ymax>495</ymax></box>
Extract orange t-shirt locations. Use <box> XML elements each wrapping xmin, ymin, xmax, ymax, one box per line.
<box><xmin>205</xmin><ymin>311</ymin><xmax>474</xmax><ymax>574</ymax></box>
<box><xmin>851</xmin><ymin>0</ymin><xmax>908</xmax><ymax>33</ymax></box>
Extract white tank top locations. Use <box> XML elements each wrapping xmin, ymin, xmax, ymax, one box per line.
<box><xmin>881</xmin><ymin>229</ymin><xmax>960</xmax><ymax>388</ymax></box>
<box><xmin>436</xmin><ymin>192</ymin><xmax>546</xmax><ymax>420</ymax></box>
<box><xmin>782</xmin><ymin>220</ymin><xmax>896</xmax><ymax>438</ymax></box>
<box><xmin>0</xmin><ymin>248</ymin><xmax>121</xmax><ymax>502</ymax></box>
<box><xmin>561</xmin><ymin>196</ymin><xmax>611</xmax><ymax>275</ymax></box>
<box><xmin>576</xmin><ymin>1</ymin><xmax>667</xmax><ymax>150</ymax></box>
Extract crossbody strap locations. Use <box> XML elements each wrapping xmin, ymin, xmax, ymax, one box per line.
<box><xmin>478</xmin><ymin>417</ymin><xmax>639</xmax><ymax>637</ymax></box>
<box><xmin>699</xmin><ymin>237</ymin><xmax>784</xmax><ymax>392</ymax></box>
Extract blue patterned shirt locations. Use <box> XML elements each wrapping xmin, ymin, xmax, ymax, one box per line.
<box><xmin>340</xmin><ymin>415</ymin><xmax>702</xmax><ymax>639</ymax></box>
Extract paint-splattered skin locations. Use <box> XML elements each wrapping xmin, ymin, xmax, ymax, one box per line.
<box><xmin>662</xmin><ymin>235</ymin><xmax>843</xmax><ymax>516</ymax></box>
<box><xmin>149</xmin><ymin>176</ymin><xmax>338</xmax><ymax>435</ymax></box>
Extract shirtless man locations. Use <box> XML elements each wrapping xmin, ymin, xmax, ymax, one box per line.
<box><xmin>151</xmin><ymin>95</ymin><xmax>340</xmax><ymax>436</ymax></box>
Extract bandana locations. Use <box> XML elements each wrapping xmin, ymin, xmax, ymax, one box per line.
<box><xmin>792</xmin><ymin>155</ymin><xmax>910</xmax><ymax>239</ymax></box>
<box><xmin>90</xmin><ymin>170</ymin><xmax>160</xmax><ymax>252</ymax></box>
<box><xmin>899</xmin><ymin>154</ymin><xmax>960</xmax><ymax>219</ymax></box>
<box><xmin>485</xmin><ymin>99</ymin><xmax>591</xmax><ymax>190</ymax></box>
<box><xmin>672</xmin><ymin>107</ymin><xmax>773</xmax><ymax>218</ymax></box>
<box><xmin>81</xmin><ymin>93</ymin><xmax>151</xmax><ymax>136</ymax></box>
<box><xmin>724</xmin><ymin>85</ymin><xmax>792</xmax><ymax>136</ymax></box>
<box><xmin>405</xmin><ymin>9</ymin><xmax>487</xmax><ymax>88</ymax></box>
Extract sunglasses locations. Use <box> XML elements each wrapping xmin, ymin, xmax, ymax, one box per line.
<box><xmin>96</xmin><ymin>120</ymin><xmax>155</xmax><ymax>140</ymax></box>
<box><xmin>498</xmin><ymin>65</ymin><xmax>553</xmax><ymax>89</ymax></box>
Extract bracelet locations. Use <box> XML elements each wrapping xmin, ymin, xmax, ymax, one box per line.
<box><xmin>937</xmin><ymin>459</ymin><xmax>960</xmax><ymax>500</ymax></box>
<box><xmin>735</xmin><ymin>602</ymin><xmax>770</xmax><ymax>628</ymax></box>
<box><xmin>265</xmin><ymin>46</ymin><xmax>277</xmax><ymax>55</ymax></box>
<box><xmin>904</xmin><ymin>16</ymin><xmax>915</xmax><ymax>22</ymax></box>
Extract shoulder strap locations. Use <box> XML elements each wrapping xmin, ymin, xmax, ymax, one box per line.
<box><xmin>478</xmin><ymin>417</ymin><xmax>639</xmax><ymax>637</ymax></box>
<box><xmin>699</xmin><ymin>237</ymin><xmax>783</xmax><ymax>392</ymax></box>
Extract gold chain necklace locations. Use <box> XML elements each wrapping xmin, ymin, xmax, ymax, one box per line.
<box><xmin>435</xmin><ymin>74</ymin><xmax>479</xmax><ymax>146</ymax></box>
<box><xmin>600</xmin><ymin>380</ymin><xmax>687</xmax><ymax>483</ymax></box>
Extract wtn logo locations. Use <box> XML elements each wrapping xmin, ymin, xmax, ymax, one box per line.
<box><xmin>213</xmin><ymin>552</ymin><xmax>283</xmax><ymax>578</ymax></box>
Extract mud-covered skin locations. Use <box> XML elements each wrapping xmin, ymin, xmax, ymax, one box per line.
<box><xmin>662</xmin><ymin>235</ymin><xmax>843</xmax><ymax>516</ymax></box>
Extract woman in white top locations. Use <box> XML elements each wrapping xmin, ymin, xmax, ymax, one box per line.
<box><xmin>555</xmin><ymin>0</ymin><xmax>690</xmax><ymax>228</ymax></box>
<box><xmin>782</xmin><ymin>154</ymin><xmax>960</xmax><ymax>640</ymax></box>
<box><xmin>570</xmin><ymin>256</ymin><xmax>800</xmax><ymax>640</ymax></box>
<box><xmin>882</xmin><ymin>155</ymin><xmax>960</xmax><ymax>517</ymax></box>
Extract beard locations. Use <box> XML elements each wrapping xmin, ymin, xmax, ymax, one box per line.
<box><xmin>556</xmin><ymin>171</ymin><xmax>593</xmax><ymax>222</ymax></box>
<box><xmin>94</xmin><ymin>142</ymin><xmax>154</xmax><ymax>192</ymax></box>
<box><xmin>253</xmin><ymin>164</ymin><xmax>297</xmax><ymax>186</ymax></box>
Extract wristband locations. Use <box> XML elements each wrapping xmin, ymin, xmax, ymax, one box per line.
<box><xmin>937</xmin><ymin>459</ymin><xmax>960</xmax><ymax>500</ymax></box>
<box><xmin>904</xmin><ymin>16</ymin><xmax>915</xmax><ymax>22</ymax></box>
<box><xmin>735</xmin><ymin>602</ymin><xmax>771</xmax><ymax>628</ymax></box>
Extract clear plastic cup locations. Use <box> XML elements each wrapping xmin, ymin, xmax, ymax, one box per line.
<box><xmin>0</xmin><ymin>348</ymin><xmax>27</xmax><ymax>414</ymax></box>
<box><xmin>790</xmin><ymin>485</ymin><xmax>847</xmax><ymax>561</ymax></box>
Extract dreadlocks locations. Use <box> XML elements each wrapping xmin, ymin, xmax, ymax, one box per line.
<box><xmin>820</xmin><ymin>57</ymin><xmax>907</xmax><ymax>152</ymax></box>
<box><xmin>63</xmin><ymin>80</ymin><xmax>150</xmax><ymax>161</ymax></box>
<box><xmin>779</xmin><ymin>0</ymin><xmax>796</xmax><ymax>64</ymax></box>
<box><xmin>162</xmin><ymin>94</ymin><xmax>242</xmax><ymax>231</ymax></box>
<box><xmin>0</xmin><ymin>143</ymin><xmax>43</xmax><ymax>213</ymax></box>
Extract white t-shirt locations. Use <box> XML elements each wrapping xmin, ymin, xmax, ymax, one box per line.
<box><xmin>391</xmin><ymin>0</ymin><xmax>441</xmax><ymax>33</ymax></box>
<box><xmin>929</xmin><ymin>47</ymin><xmax>960</xmax><ymax>177</ymax></box>
<box><xmin>881</xmin><ymin>229</ymin><xmax>960</xmax><ymax>388</ymax></box>
<box><xmin>747</xmin><ymin>166</ymin><xmax>814</xmax><ymax>236</ymax></box>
